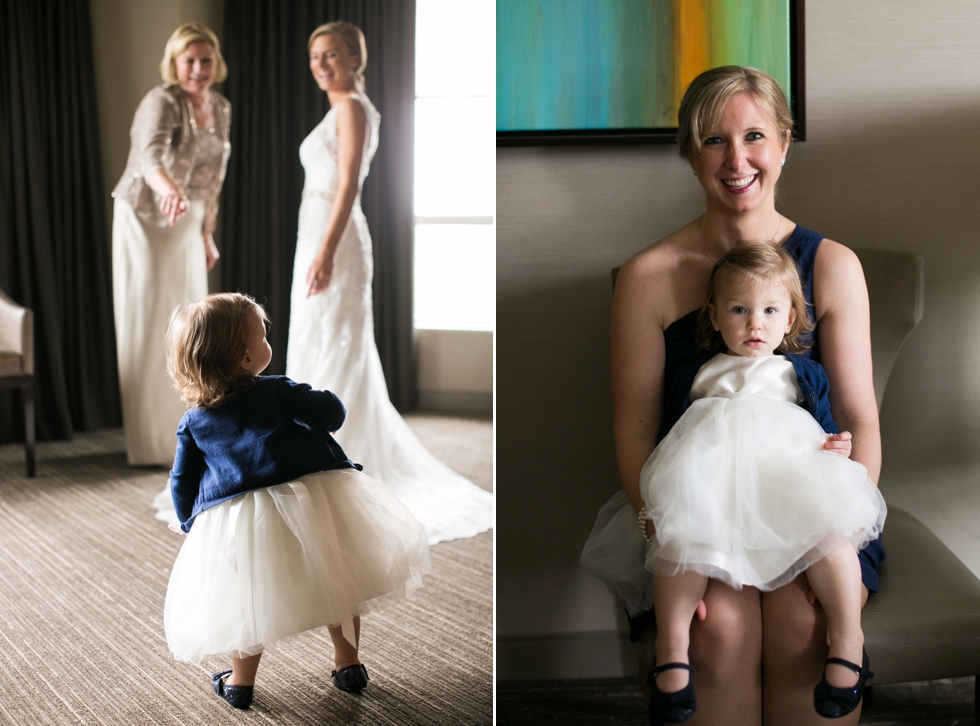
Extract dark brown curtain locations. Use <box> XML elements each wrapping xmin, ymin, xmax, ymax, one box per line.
<box><xmin>221</xmin><ymin>0</ymin><xmax>417</xmax><ymax>410</ymax></box>
<box><xmin>0</xmin><ymin>0</ymin><xmax>121</xmax><ymax>443</ymax></box>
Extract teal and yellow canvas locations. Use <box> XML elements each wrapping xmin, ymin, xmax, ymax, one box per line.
<box><xmin>497</xmin><ymin>0</ymin><xmax>792</xmax><ymax>132</ymax></box>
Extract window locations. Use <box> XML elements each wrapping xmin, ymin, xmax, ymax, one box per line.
<box><xmin>414</xmin><ymin>0</ymin><xmax>495</xmax><ymax>332</ymax></box>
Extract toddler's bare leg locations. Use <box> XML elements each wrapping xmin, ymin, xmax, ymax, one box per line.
<box><xmin>327</xmin><ymin>616</ymin><xmax>362</xmax><ymax>671</ymax></box>
<box><xmin>805</xmin><ymin>538</ymin><xmax>864</xmax><ymax>688</ymax></box>
<box><xmin>228</xmin><ymin>652</ymin><xmax>261</xmax><ymax>686</ymax></box>
<box><xmin>652</xmin><ymin>571</ymin><xmax>709</xmax><ymax>693</ymax></box>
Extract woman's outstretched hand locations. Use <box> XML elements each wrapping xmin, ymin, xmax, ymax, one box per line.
<box><xmin>823</xmin><ymin>431</ymin><xmax>853</xmax><ymax>458</ymax></box>
<box><xmin>159</xmin><ymin>187</ymin><xmax>189</xmax><ymax>227</ymax></box>
<box><xmin>306</xmin><ymin>253</ymin><xmax>335</xmax><ymax>297</ymax></box>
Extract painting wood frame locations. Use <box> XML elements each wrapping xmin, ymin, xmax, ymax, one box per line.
<box><xmin>497</xmin><ymin>0</ymin><xmax>805</xmax><ymax>147</ymax></box>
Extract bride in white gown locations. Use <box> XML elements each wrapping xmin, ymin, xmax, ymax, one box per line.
<box><xmin>284</xmin><ymin>22</ymin><xmax>492</xmax><ymax>545</ymax></box>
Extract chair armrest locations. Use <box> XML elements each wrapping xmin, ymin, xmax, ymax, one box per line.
<box><xmin>864</xmin><ymin>506</ymin><xmax>980</xmax><ymax>685</ymax></box>
<box><xmin>0</xmin><ymin>289</ymin><xmax>33</xmax><ymax>375</ymax></box>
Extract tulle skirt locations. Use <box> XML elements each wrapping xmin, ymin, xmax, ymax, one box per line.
<box><xmin>164</xmin><ymin>469</ymin><xmax>430</xmax><ymax>664</ymax></box>
<box><xmin>581</xmin><ymin>396</ymin><xmax>886</xmax><ymax>614</ymax></box>
<box><xmin>644</xmin><ymin>396</ymin><xmax>886</xmax><ymax>590</ymax></box>
<box><xmin>580</xmin><ymin>489</ymin><xmax>655</xmax><ymax>618</ymax></box>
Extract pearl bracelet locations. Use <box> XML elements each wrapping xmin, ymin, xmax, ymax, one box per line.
<box><xmin>638</xmin><ymin>506</ymin><xmax>651</xmax><ymax>540</ymax></box>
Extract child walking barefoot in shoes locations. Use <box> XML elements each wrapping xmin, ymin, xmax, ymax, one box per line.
<box><xmin>162</xmin><ymin>292</ymin><xmax>429</xmax><ymax>709</ymax></box>
<box><xmin>582</xmin><ymin>244</ymin><xmax>885</xmax><ymax>723</ymax></box>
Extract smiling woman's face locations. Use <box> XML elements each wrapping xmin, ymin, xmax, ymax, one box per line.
<box><xmin>692</xmin><ymin>92</ymin><xmax>790</xmax><ymax>215</ymax></box>
<box><xmin>309</xmin><ymin>33</ymin><xmax>359</xmax><ymax>93</ymax></box>
<box><xmin>175</xmin><ymin>42</ymin><xmax>215</xmax><ymax>95</ymax></box>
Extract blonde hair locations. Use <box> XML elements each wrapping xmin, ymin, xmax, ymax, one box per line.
<box><xmin>166</xmin><ymin>293</ymin><xmax>268</xmax><ymax>409</ymax></box>
<box><xmin>696</xmin><ymin>242</ymin><xmax>814</xmax><ymax>355</ymax></box>
<box><xmin>160</xmin><ymin>23</ymin><xmax>227</xmax><ymax>85</ymax></box>
<box><xmin>677</xmin><ymin>66</ymin><xmax>793</xmax><ymax>162</ymax></box>
<box><xmin>308</xmin><ymin>21</ymin><xmax>368</xmax><ymax>91</ymax></box>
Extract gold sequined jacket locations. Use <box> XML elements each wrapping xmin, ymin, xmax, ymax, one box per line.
<box><xmin>111</xmin><ymin>85</ymin><xmax>231</xmax><ymax>233</ymax></box>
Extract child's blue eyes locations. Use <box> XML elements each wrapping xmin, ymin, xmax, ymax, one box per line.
<box><xmin>730</xmin><ymin>306</ymin><xmax>779</xmax><ymax>314</ymax></box>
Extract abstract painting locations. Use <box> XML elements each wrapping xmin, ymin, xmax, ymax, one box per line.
<box><xmin>497</xmin><ymin>0</ymin><xmax>803</xmax><ymax>145</ymax></box>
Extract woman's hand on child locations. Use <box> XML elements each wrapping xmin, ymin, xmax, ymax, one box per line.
<box><xmin>823</xmin><ymin>431</ymin><xmax>852</xmax><ymax>458</ymax></box>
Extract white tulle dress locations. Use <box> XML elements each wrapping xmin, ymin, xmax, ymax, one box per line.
<box><xmin>283</xmin><ymin>93</ymin><xmax>493</xmax><ymax>545</ymax></box>
<box><xmin>165</xmin><ymin>468</ymin><xmax>430</xmax><ymax>664</ymax></box>
<box><xmin>581</xmin><ymin>354</ymin><xmax>886</xmax><ymax>616</ymax></box>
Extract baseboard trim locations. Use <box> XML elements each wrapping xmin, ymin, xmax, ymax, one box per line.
<box><xmin>497</xmin><ymin>630</ymin><xmax>635</xmax><ymax>680</ymax></box>
<box><xmin>418</xmin><ymin>389</ymin><xmax>492</xmax><ymax>416</ymax></box>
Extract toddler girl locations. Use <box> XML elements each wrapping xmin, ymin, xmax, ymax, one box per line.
<box><xmin>163</xmin><ymin>292</ymin><xmax>429</xmax><ymax>710</ymax></box>
<box><xmin>582</xmin><ymin>243</ymin><xmax>885</xmax><ymax>723</ymax></box>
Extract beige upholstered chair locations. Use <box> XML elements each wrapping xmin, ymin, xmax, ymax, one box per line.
<box><xmin>0</xmin><ymin>288</ymin><xmax>35</xmax><ymax>477</ymax></box>
<box><xmin>856</xmin><ymin>250</ymin><xmax>980</xmax><ymax>713</ymax></box>
<box><xmin>619</xmin><ymin>250</ymin><xmax>980</xmax><ymax>718</ymax></box>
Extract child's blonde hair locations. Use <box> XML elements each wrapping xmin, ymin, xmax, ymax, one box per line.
<box><xmin>696</xmin><ymin>243</ymin><xmax>814</xmax><ymax>355</ymax></box>
<box><xmin>166</xmin><ymin>293</ymin><xmax>269</xmax><ymax>409</ymax></box>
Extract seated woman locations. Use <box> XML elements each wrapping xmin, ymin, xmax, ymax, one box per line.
<box><xmin>581</xmin><ymin>66</ymin><xmax>884</xmax><ymax>726</ymax></box>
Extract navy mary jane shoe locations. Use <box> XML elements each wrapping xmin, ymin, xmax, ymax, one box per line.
<box><xmin>331</xmin><ymin>663</ymin><xmax>370</xmax><ymax>692</ymax></box>
<box><xmin>212</xmin><ymin>670</ymin><xmax>254</xmax><ymax>710</ymax></box>
<box><xmin>648</xmin><ymin>662</ymin><xmax>696</xmax><ymax>724</ymax></box>
<box><xmin>813</xmin><ymin>649</ymin><xmax>874</xmax><ymax>719</ymax></box>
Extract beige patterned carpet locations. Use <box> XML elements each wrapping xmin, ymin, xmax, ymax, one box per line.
<box><xmin>0</xmin><ymin>413</ymin><xmax>492</xmax><ymax>725</ymax></box>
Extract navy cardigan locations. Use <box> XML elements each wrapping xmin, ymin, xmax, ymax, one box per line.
<box><xmin>169</xmin><ymin>376</ymin><xmax>361</xmax><ymax>532</ymax></box>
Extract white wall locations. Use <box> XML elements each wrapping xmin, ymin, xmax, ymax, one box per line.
<box><xmin>497</xmin><ymin>0</ymin><xmax>980</xmax><ymax>679</ymax></box>
<box><xmin>417</xmin><ymin>329</ymin><xmax>493</xmax><ymax>416</ymax></box>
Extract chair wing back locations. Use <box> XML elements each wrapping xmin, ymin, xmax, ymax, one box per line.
<box><xmin>612</xmin><ymin>248</ymin><xmax>924</xmax><ymax>413</ymax></box>
<box><xmin>854</xmin><ymin>249</ymin><xmax>924</xmax><ymax>412</ymax></box>
<box><xmin>0</xmin><ymin>288</ymin><xmax>34</xmax><ymax>376</ymax></box>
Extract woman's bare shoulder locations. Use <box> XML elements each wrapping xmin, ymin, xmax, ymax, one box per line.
<box><xmin>615</xmin><ymin>224</ymin><xmax>700</xmax><ymax>330</ymax></box>
<box><xmin>815</xmin><ymin>238</ymin><xmax>866</xmax><ymax>284</ymax></box>
<box><xmin>813</xmin><ymin>238</ymin><xmax>869</xmax><ymax>319</ymax></box>
<box><xmin>817</xmin><ymin>237</ymin><xmax>861</xmax><ymax>264</ymax></box>
<box><xmin>619</xmin><ymin>225</ymin><xmax>696</xmax><ymax>286</ymax></box>
<box><xmin>334</xmin><ymin>95</ymin><xmax>367</xmax><ymax>123</ymax></box>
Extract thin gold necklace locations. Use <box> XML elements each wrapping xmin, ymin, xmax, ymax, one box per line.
<box><xmin>698</xmin><ymin>215</ymin><xmax>783</xmax><ymax>263</ymax></box>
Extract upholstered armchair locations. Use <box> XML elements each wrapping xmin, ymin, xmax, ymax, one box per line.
<box><xmin>856</xmin><ymin>250</ymin><xmax>980</xmax><ymax>711</ymax></box>
<box><xmin>624</xmin><ymin>250</ymin><xmax>980</xmax><ymax>719</ymax></box>
<box><xmin>0</xmin><ymin>288</ymin><xmax>35</xmax><ymax>476</ymax></box>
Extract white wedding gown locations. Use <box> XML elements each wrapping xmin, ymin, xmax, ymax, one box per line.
<box><xmin>283</xmin><ymin>93</ymin><xmax>492</xmax><ymax>545</ymax></box>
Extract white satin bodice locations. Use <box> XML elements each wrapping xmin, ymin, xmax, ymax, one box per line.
<box><xmin>690</xmin><ymin>354</ymin><xmax>804</xmax><ymax>404</ymax></box>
